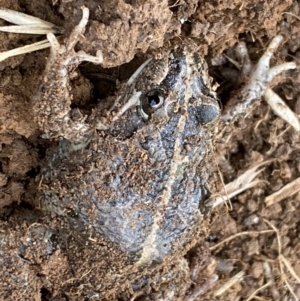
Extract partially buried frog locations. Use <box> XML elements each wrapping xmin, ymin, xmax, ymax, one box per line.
<box><xmin>31</xmin><ymin>6</ymin><xmax>295</xmax><ymax>299</ymax></box>
<box><xmin>31</xmin><ymin>6</ymin><xmax>219</xmax><ymax>297</ymax></box>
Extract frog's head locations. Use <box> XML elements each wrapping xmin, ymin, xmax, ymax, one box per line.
<box><xmin>105</xmin><ymin>50</ymin><xmax>220</xmax><ymax>140</ymax></box>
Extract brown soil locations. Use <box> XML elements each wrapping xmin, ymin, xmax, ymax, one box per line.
<box><xmin>1</xmin><ymin>0</ymin><xmax>300</xmax><ymax>300</ymax></box>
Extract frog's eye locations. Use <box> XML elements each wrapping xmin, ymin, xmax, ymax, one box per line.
<box><xmin>139</xmin><ymin>90</ymin><xmax>165</xmax><ymax>120</ymax></box>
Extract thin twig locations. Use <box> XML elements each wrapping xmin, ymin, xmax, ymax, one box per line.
<box><xmin>279</xmin><ymin>254</ymin><xmax>300</xmax><ymax>283</ymax></box>
<box><xmin>209</xmin><ymin>230</ymin><xmax>274</xmax><ymax>251</ymax></box>
<box><xmin>263</xmin><ymin>219</ymin><xmax>299</xmax><ymax>301</ymax></box>
<box><xmin>282</xmin><ymin>12</ymin><xmax>300</xmax><ymax>21</ymax></box>
<box><xmin>245</xmin><ymin>281</ymin><xmax>272</xmax><ymax>301</ymax></box>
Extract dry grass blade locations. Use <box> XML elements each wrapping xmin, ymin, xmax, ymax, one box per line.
<box><xmin>0</xmin><ymin>39</ymin><xmax>50</xmax><ymax>62</ymax></box>
<box><xmin>0</xmin><ymin>25</ymin><xmax>60</xmax><ymax>34</ymax></box>
<box><xmin>0</xmin><ymin>7</ymin><xmax>62</xmax><ymax>34</ymax></box>
<box><xmin>245</xmin><ymin>281</ymin><xmax>272</xmax><ymax>301</ymax></box>
<box><xmin>265</xmin><ymin>177</ymin><xmax>300</xmax><ymax>207</ymax></box>
<box><xmin>0</xmin><ymin>8</ymin><xmax>62</xmax><ymax>61</ymax></box>
<box><xmin>284</xmin><ymin>280</ymin><xmax>299</xmax><ymax>301</ymax></box>
<box><xmin>214</xmin><ymin>270</ymin><xmax>245</xmax><ymax>297</ymax></box>
<box><xmin>208</xmin><ymin>160</ymin><xmax>274</xmax><ymax>208</ymax></box>
<box><xmin>264</xmin><ymin>88</ymin><xmax>300</xmax><ymax>131</ymax></box>
<box><xmin>0</xmin><ymin>7</ymin><xmax>56</xmax><ymax>26</ymax></box>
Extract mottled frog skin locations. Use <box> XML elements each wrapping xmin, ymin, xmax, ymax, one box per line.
<box><xmin>33</xmin><ymin>7</ymin><xmax>220</xmax><ymax>287</ymax></box>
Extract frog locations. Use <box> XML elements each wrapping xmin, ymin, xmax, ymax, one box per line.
<box><xmin>34</xmin><ymin>4</ymin><xmax>220</xmax><ymax>265</ymax></box>
<box><xmin>30</xmin><ymin>6</ymin><xmax>297</xmax><ymax>300</ymax></box>
<box><xmin>30</xmin><ymin>5</ymin><xmax>220</xmax><ymax>298</ymax></box>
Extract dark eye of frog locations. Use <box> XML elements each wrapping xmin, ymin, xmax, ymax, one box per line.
<box><xmin>138</xmin><ymin>89</ymin><xmax>165</xmax><ymax>121</ymax></box>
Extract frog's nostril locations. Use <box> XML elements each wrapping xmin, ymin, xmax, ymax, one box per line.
<box><xmin>195</xmin><ymin>104</ymin><xmax>219</xmax><ymax>124</ymax></box>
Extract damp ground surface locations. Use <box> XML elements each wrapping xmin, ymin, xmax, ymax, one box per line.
<box><xmin>0</xmin><ymin>0</ymin><xmax>300</xmax><ymax>300</ymax></box>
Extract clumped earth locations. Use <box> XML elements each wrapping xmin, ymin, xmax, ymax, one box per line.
<box><xmin>0</xmin><ymin>0</ymin><xmax>300</xmax><ymax>300</ymax></box>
